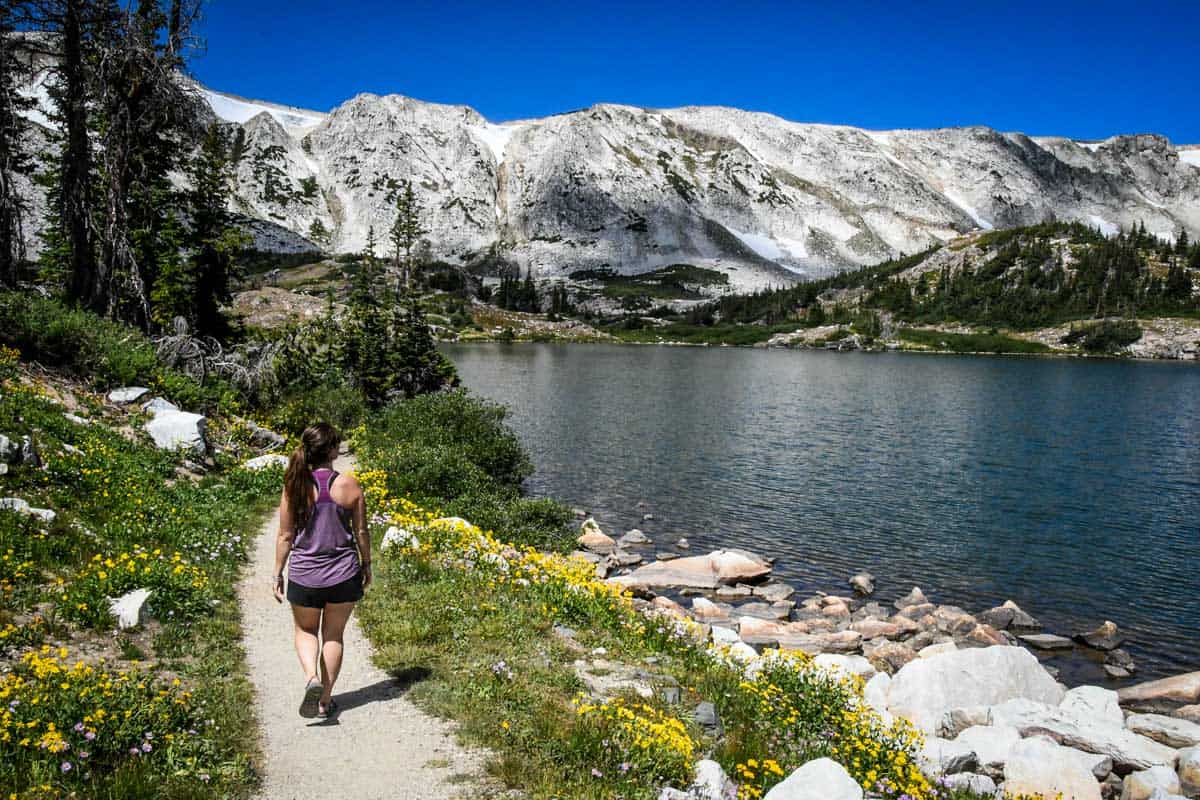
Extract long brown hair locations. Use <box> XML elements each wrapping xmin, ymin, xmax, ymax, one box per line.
<box><xmin>284</xmin><ymin>423</ymin><xmax>341</xmax><ymax>527</ymax></box>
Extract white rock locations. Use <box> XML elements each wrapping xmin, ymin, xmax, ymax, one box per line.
<box><xmin>0</xmin><ymin>497</ymin><xmax>56</xmax><ymax>523</ymax></box>
<box><xmin>63</xmin><ymin>413</ymin><xmax>90</xmax><ymax>426</ymax></box>
<box><xmin>955</xmin><ymin>724</ymin><xmax>1021</xmax><ymax>772</ymax></box>
<box><xmin>1121</xmin><ymin>766</ymin><xmax>1182</xmax><ymax>800</ymax></box>
<box><xmin>988</xmin><ymin>697</ymin><xmax>1177</xmax><ymax>771</ymax></box>
<box><xmin>918</xmin><ymin>736</ymin><xmax>978</xmax><ymax>777</ymax></box>
<box><xmin>107</xmin><ymin>386</ymin><xmax>150</xmax><ymax>404</ymax></box>
<box><xmin>940</xmin><ymin>773</ymin><xmax>998</xmax><ymax>795</ymax></box>
<box><xmin>1126</xmin><ymin>713</ymin><xmax>1200</xmax><ymax>748</ymax></box>
<box><xmin>243</xmin><ymin>454</ymin><xmax>289</xmax><ymax>470</ymax></box>
<box><xmin>763</xmin><ymin>758</ymin><xmax>862</xmax><ymax>800</ymax></box>
<box><xmin>1062</xmin><ymin>685</ymin><xmax>1126</xmax><ymax>728</ymax></box>
<box><xmin>691</xmin><ymin>759</ymin><xmax>736</xmax><ymax>800</ymax></box>
<box><xmin>141</xmin><ymin>397</ymin><xmax>180</xmax><ymax>413</ymax></box>
<box><xmin>918</xmin><ymin>641</ymin><xmax>958</xmax><ymax>659</ymax></box>
<box><xmin>381</xmin><ymin>526</ymin><xmax>419</xmax><ymax>552</ymax></box>
<box><xmin>863</xmin><ymin>672</ymin><xmax>893</xmax><ymax>720</ymax></box>
<box><xmin>108</xmin><ymin>588</ymin><xmax>152</xmax><ymax>630</ymax></box>
<box><xmin>813</xmin><ymin>653</ymin><xmax>876</xmax><ymax>680</ymax></box>
<box><xmin>0</xmin><ymin>434</ymin><xmax>16</xmax><ymax>462</ymax></box>
<box><xmin>725</xmin><ymin>641</ymin><xmax>759</xmax><ymax>663</ymax></box>
<box><xmin>1004</xmin><ymin>736</ymin><xmax>1103</xmax><ymax>800</ymax></box>
<box><xmin>886</xmin><ymin>645</ymin><xmax>1064</xmax><ymax>733</ymax></box>
<box><xmin>144</xmin><ymin>409</ymin><xmax>207</xmax><ymax>455</ymax></box>
<box><xmin>710</xmin><ymin>625</ymin><xmax>741</xmax><ymax>646</ymax></box>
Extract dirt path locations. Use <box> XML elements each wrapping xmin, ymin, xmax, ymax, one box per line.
<box><xmin>238</xmin><ymin>454</ymin><xmax>486</xmax><ymax>800</ymax></box>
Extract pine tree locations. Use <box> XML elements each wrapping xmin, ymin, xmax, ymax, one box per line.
<box><xmin>388</xmin><ymin>179</ymin><xmax>425</xmax><ymax>291</ymax></box>
<box><xmin>307</xmin><ymin>218</ymin><xmax>331</xmax><ymax>249</ymax></box>
<box><xmin>187</xmin><ymin>122</ymin><xmax>245</xmax><ymax>337</ymax></box>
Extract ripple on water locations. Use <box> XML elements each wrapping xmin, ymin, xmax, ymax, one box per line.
<box><xmin>443</xmin><ymin>343</ymin><xmax>1200</xmax><ymax>682</ymax></box>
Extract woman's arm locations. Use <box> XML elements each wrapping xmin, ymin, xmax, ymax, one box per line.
<box><xmin>349</xmin><ymin>478</ymin><xmax>372</xmax><ymax>588</ymax></box>
<box><xmin>272</xmin><ymin>489</ymin><xmax>296</xmax><ymax>603</ymax></box>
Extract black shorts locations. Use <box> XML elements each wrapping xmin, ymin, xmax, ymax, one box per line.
<box><xmin>287</xmin><ymin>572</ymin><xmax>363</xmax><ymax>608</ymax></box>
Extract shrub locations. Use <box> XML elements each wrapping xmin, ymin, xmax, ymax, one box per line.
<box><xmin>1061</xmin><ymin>319</ymin><xmax>1143</xmax><ymax>352</ymax></box>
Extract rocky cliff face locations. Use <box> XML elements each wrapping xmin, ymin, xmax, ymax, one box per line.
<box><xmin>18</xmin><ymin>75</ymin><xmax>1200</xmax><ymax>291</ymax></box>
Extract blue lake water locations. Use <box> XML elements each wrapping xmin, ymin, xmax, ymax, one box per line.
<box><xmin>441</xmin><ymin>343</ymin><xmax>1200</xmax><ymax>682</ymax></box>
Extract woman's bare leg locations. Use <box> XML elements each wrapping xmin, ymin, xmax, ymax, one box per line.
<box><xmin>291</xmin><ymin>605</ymin><xmax>323</xmax><ymax>682</ymax></box>
<box><xmin>318</xmin><ymin>601</ymin><xmax>355</xmax><ymax>705</ymax></box>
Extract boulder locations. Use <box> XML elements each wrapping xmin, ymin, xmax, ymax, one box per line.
<box><xmin>144</xmin><ymin>409</ymin><xmax>207</xmax><ymax>455</ymax></box>
<box><xmin>1005</xmin><ymin>736</ymin><xmax>1103</xmax><ymax>800</ymax></box>
<box><xmin>940</xmin><ymin>773</ymin><xmax>997</xmax><ymax>794</ymax></box>
<box><xmin>694</xmin><ymin>703</ymin><xmax>724</xmax><ymax>739</ymax></box>
<box><xmin>988</xmin><ymin>697</ymin><xmax>1178</xmax><ymax>771</ymax></box>
<box><xmin>578</xmin><ymin>519</ymin><xmax>616</xmax><ymax>554</ymax></box>
<box><xmin>1107</xmin><ymin>649</ymin><xmax>1139</xmax><ymax>679</ymax></box>
<box><xmin>109</xmin><ymin>588</ymin><xmax>152</xmax><ymax>630</ymax></box>
<box><xmin>917</xmin><ymin>735</ymin><xmax>978</xmax><ymax>777</ymax></box>
<box><xmin>776</xmin><ymin>630</ymin><xmax>862</xmax><ymax>655</ymax></box>
<box><xmin>849</xmin><ymin>571</ymin><xmax>875</xmax><ymax>596</ymax></box>
<box><xmin>1177</xmin><ymin>746</ymin><xmax>1200</xmax><ymax>795</ymax></box>
<box><xmin>710</xmin><ymin>625</ymin><xmax>740</xmax><ymax>646</ymax></box>
<box><xmin>0</xmin><ymin>433</ymin><xmax>17</xmax><ymax>463</ymax></box>
<box><xmin>691</xmin><ymin>598</ymin><xmax>733</xmax><ymax>623</ymax></box>
<box><xmin>851</xmin><ymin>619</ymin><xmax>901</xmax><ymax>640</ymax></box>
<box><xmin>107</xmin><ymin>386</ymin><xmax>150</xmax><ymax>404</ymax></box>
<box><xmin>1076</xmin><ymin>620</ymin><xmax>1126</xmax><ymax>651</ymax></box>
<box><xmin>573</xmin><ymin>659</ymin><xmax>653</xmax><ymax>700</ymax></box>
<box><xmin>618</xmin><ymin>529</ymin><xmax>650</xmax><ymax>546</ymax></box>
<box><xmin>1020</xmin><ymin>632</ymin><xmax>1075</xmax><ymax>650</ymax></box>
<box><xmin>141</xmin><ymin>397</ymin><xmax>180</xmax><ymax>413</ymax></box>
<box><xmin>735</xmin><ymin>601</ymin><xmax>791</xmax><ymax>621</ymax></box>
<box><xmin>864</xmin><ymin>640</ymin><xmax>917</xmax><ymax>672</ymax></box>
<box><xmin>690</xmin><ymin>759</ymin><xmax>736</xmax><ymax>800</ymax></box>
<box><xmin>863</xmin><ymin>672</ymin><xmax>892</xmax><ymax>718</ymax></box>
<box><xmin>895</xmin><ymin>586</ymin><xmax>929</xmax><ymax>609</ymax></box>
<box><xmin>934</xmin><ymin>606</ymin><xmax>979</xmax><ymax>636</ymax></box>
<box><xmin>919</xmin><ymin>642</ymin><xmax>958</xmax><ymax>659</ymax></box>
<box><xmin>610</xmin><ymin>550</ymin><xmax>769</xmax><ymax>591</ymax></box>
<box><xmin>1001</xmin><ymin>599</ymin><xmax>1043</xmax><ymax>632</ymax></box>
<box><xmin>1062</xmin><ymin>686</ymin><xmax>1126</xmax><ymax>728</ymax></box>
<box><xmin>243</xmin><ymin>454</ymin><xmax>289</xmax><ymax>470</ymax></box>
<box><xmin>964</xmin><ymin>624</ymin><xmax>1011</xmax><ymax>648</ymax></box>
<box><xmin>885</xmin><ymin>646</ymin><xmax>1064</xmax><ymax>733</ymax></box>
<box><xmin>978</xmin><ymin>605</ymin><xmax>1017</xmax><ymax>630</ymax></box>
<box><xmin>813</xmin><ymin>654</ymin><xmax>876</xmax><ymax>680</ymax></box>
<box><xmin>763</xmin><ymin>758</ymin><xmax>862</xmax><ymax>800</ymax></box>
<box><xmin>1121</xmin><ymin>767</ymin><xmax>1182</xmax><ymax>800</ymax></box>
<box><xmin>955</xmin><ymin>724</ymin><xmax>1021</xmax><ymax>772</ymax></box>
<box><xmin>1125</xmin><ymin>714</ymin><xmax>1200</xmax><ymax>748</ymax></box>
<box><xmin>737</xmin><ymin>616</ymin><xmax>783</xmax><ymax>643</ymax></box>
<box><xmin>1120</xmin><ymin>673</ymin><xmax>1200</xmax><ymax>713</ymax></box>
<box><xmin>0</xmin><ymin>497</ymin><xmax>56</xmax><ymax>523</ymax></box>
<box><xmin>245</xmin><ymin>420</ymin><xmax>286</xmax><ymax>449</ymax></box>
<box><xmin>611</xmin><ymin>550</ymin><xmax>644</xmax><ymax>567</ymax></box>
<box><xmin>754</xmin><ymin>582</ymin><xmax>795</xmax><ymax>602</ymax></box>
<box><xmin>1176</xmin><ymin>705</ymin><xmax>1200</xmax><ymax>724</ymax></box>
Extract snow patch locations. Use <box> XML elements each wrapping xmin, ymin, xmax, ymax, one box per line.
<box><xmin>1088</xmin><ymin>215</ymin><xmax>1119</xmax><ymax>237</ymax></box>
<box><xmin>1180</xmin><ymin>149</ymin><xmax>1200</xmax><ymax>168</ymax></box>
<box><xmin>1077</xmin><ymin>141</ymin><xmax>1106</xmax><ymax>153</ymax></box>
<box><xmin>201</xmin><ymin>89</ymin><xmax>325</xmax><ymax>134</ymax></box>
<box><xmin>942</xmin><ymin>190</ymin><xmax>993</xmax><ymax>230</ymax></box>
<box><xmin>472</xmin><ymin>123</ymin><xmax>520</xmax><ymax>164</ymax></box>
<box><xmin>774</xmin><ymin>235</ymin><xmax>809</xmax><ymax>260</ymax></box>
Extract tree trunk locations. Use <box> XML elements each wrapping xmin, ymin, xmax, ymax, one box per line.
<box><xmin>61</xmin><ymin>0</ymin><xmax>96</xmax><ymax>306</ymax></box>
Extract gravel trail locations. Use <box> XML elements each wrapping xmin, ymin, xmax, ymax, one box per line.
<box><xmin>238</xmin><ymin>454</ymin><xmax>486</xmax><ymax>799</ymax></box>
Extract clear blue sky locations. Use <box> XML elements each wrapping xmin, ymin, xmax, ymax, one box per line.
<box><xmin>192</xmin><ymin>0</ymin><xmax>1200</xmax><ymax>143</ymax></box>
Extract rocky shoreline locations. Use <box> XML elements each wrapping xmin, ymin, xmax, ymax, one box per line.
<box><xmin>573</xmin><ymin>517</ymin><xmax>1200</xmax><ymax>799</ymax></box>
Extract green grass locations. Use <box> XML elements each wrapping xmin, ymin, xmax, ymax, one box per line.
<box><xmin>896</xmin><ymin>328</ymin><xmax>1053</xmax><ymax>354</ymax></box>
<box><xmin>0</xmin><ymin>359</ymin><xmax>280</xmax><ymax>799</ymax></box>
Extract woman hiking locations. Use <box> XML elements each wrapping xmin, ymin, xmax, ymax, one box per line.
<box><xmin>272</xmin><ymin>422</ymin><xmax>372</xmax><ymax>718</ymax></box>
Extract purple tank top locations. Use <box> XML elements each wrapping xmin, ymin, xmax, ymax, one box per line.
<box><xmin>288</xmin><ymin>469</ymin><xmax>360</xmax><ymax>588</ymax></box>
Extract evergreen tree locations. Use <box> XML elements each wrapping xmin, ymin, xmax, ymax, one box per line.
<box><xmin>388</xmin><ymin>179</ymin><xmax>424</xmax><ymax>291</ymax></box>
<box><xmin>307</xmin><ymin>218</ymin><xmax>331</xmax><ymax>249</ymax></box>
<box><xmin>186</xmin><ymin>122</ymin><xmax>244</xmax><ymax>337</ymax></box>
